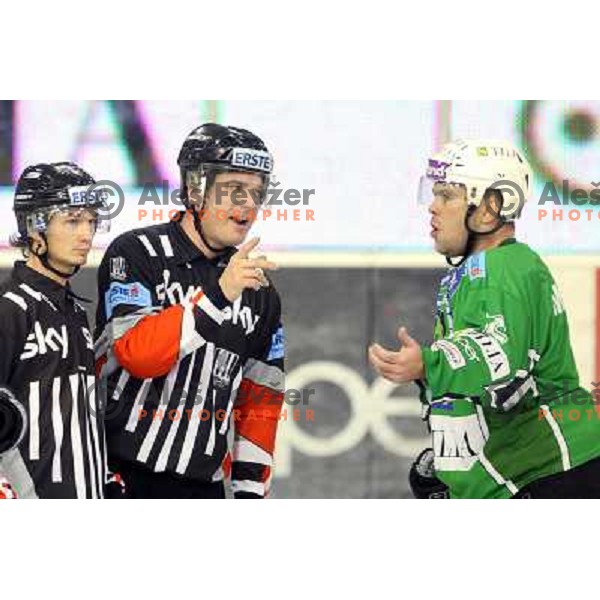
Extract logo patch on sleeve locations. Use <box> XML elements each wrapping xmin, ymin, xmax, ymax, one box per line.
<box><xmin>105</xmin><ymin>282</ymin><xmax>151</xmax><ymax>318</ymax></box>
<box><xmin>431</xmin><ymin>339</ymin><xmax>466</xmax><ymax>370</ymax></box>
<box><xmin>267</xmin><ymin>325</ymin><xmax>285</xmax><ymax>361</ymax></box>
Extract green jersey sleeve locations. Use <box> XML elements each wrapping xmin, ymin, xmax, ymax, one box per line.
<box><xmin>422</xmin><ymin>272</ymin><xmax>541</xmax><ymax>412</ymax></box>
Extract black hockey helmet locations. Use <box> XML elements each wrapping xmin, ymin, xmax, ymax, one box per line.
<box><xmin>177</xmin><ymin>123</ymin><xmax>273</xmax><ymax>206</ymax></box>
<box><xmin>13</xmin><ymin>161</ymin><xmax>110</xmax><ymax>246</ymax></box>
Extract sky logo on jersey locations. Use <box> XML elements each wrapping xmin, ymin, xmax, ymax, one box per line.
<box><xmin>105</xmin><ymin>281</ymin><xmax>151</xmax><ymax>318</ymax></box>
<box><xmin>20</xmin><ymin>322</ymin><xmax>69</xmax><ymax>360</ymax></box>
<box><xmin>231</xmin><ymin>148</ymin><xmax>273</xmax><ymax>173</ymax></box>
<box><xmin>223</xmin><ymin>300</ymin><xmax>261</xmax><ymax>335</ymax></box>
<box><xmin>267</xmin><ymin>326</ymin><xmax>285</xmax><ymax>361</ymax></box>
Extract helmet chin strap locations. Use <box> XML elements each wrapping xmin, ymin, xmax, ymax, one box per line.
<box><xmin>32</xmin><ymin>234</ymin><xmax>79</xmax><ymax>280</ymax></box>
<box><xmin>186</xmin><ymin>172</ymin><xmax>231</xmax><ymax>255</ymax></box>
<box><xmin>445</xmin><ymin>204</ymin><xmax>507</xmax><ymax>268</ymax></box>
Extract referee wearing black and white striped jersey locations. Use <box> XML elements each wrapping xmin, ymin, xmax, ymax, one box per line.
<box><xmin>0</xmin><ymin>162</ymin><xmax>111</xmax><ymax>499</ymax></box>
<box><xmin>95</xmin><ymin>124</ymin><xmax>285</xmax><ymax>499</ymax></box>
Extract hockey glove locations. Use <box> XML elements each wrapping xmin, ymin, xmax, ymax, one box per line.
<box><xmin>409</xmin><ymin>448</ymin><xmax>449</xmax><ymax>499</ymax></box>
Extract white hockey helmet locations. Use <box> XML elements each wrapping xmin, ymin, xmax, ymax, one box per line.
<box><xmin>417</xmin><ymin>139</ymin><xmax>533</xmax><ymax>221</ymax></box>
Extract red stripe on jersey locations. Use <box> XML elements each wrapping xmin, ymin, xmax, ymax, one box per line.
<box><xmin>261</xmin><ymin>465</ymin><xmax>272</xmax><ymax>483</ymax></box>
<box><xmin>222</xmin><ymin>452</ymin><xmax>232</xmax><ymax>478</ymax></box>
<box><xmin>113</xmin><ymin>305</ymin><xmax>184</xmax><ymax>379</ymax></box>
<box><xmin>95</xmin><ymin>355</ymin><xmax>107</xmax><ymax>378</ymax></box>
<box><xmin>235</xmin><ymin>379</ymin><xmax>284</xmax><ymax>455</ymax></box>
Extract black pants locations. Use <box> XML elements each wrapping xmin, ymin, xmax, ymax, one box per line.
<box><xmin>109</xmin><ymin>459</ymin><xmax>226</xmax><ymax>499</ymax></box>
<box><xmin>514</xmin><ymin>457</ymin><xmax>600</xmax><ymax>498</ymax></box>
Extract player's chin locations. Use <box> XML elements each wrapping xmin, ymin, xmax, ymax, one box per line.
<box><xmin>433</xmin><ymin>239</ymin><xmax>446</xmax><ymax>255</ymax></box>
<box><xmin>68</xmin><ymin>251</ymin><xmax>91</xmax><ymax>266</ymax></box>
<box><xmin>434</xmin><ymin>238</ymin><xmax>460</xmax><ymax>258</ymax></box>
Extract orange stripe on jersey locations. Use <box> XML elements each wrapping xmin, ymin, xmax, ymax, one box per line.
<box><xmin>235</xmin><ymin>379</ymin><xmax>284</xmax><ymax>455</ymax></box>
<box><xmin>113</xmin><ymin>305</ymin><xmax>184</xmax><ymax>379</ymax></box>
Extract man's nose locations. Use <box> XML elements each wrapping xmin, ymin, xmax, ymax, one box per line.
<box><xmin>79</xmin><ymin>222</ymin><xmax>94</xmax><ymax>242</ymax></box>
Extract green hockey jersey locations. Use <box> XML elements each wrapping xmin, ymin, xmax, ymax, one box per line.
<box><xmin>421</xmin><ymin>238</ymin><xmax>600</xmax><ymax>498</ymax></box>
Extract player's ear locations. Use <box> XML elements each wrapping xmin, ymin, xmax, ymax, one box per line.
<box><xmin>28</xmin><ymin>231</ymin><xmax>46</xmax><ymax>254</ymax></box>
<box><xmin>481</xmin><ymin>189</ymin><xmax>503</xmax><ymax>223</ymax></box>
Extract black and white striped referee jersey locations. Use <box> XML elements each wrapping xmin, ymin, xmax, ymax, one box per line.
<box><xmin>0</xmin><ymin>262</ymin><xmax>106</xmax><ymax>499</ymax></box>
<box><xmin>95</xmin><ymin>217</ymin><xmax>285</xmax><ymax>498</ymax></box>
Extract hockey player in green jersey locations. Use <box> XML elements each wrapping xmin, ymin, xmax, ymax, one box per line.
<box><xmin>369</xmin><ymin>138</ymin><xmax>600</xmax><ymax>499</ymax></box>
